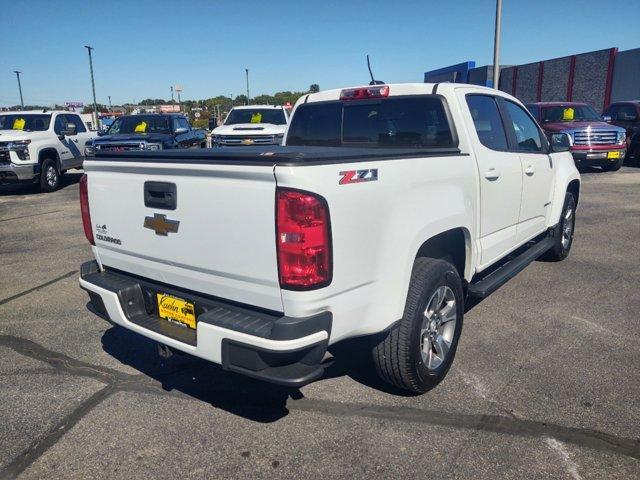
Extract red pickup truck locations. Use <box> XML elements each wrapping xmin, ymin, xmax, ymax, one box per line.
<box><xmin>526</xmin><ymin>102</ymin><xmax>626</xmax><ymax>171</ymax></box>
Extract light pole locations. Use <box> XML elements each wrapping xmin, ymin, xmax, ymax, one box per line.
<box><xmin>492</xmin><ymin>0</ymin><xmax>503</xmax><ymax>89</ymax></box>
<box><xmin>84</xmin><ymin>45</ymin><xmax>99</xmax><ymax>128</ymax></box>
<box><xmin>14</xmin><ymin>71</ymin><xmax>24</xmax><ymax>108</ymax></box>
<box><xmin>245</xmin><ymin>69</ymin><xmax>250</xmax><ymax>104</ymax></box>
<box><xmin>108</xmin><ymin>95</ymin><xmax>112</xmax><ymax>111</ymax></box>
<box><xmin>170</xmin><ymin>86</ymin><xmax>174</xmax><ymax>102</ymax></box>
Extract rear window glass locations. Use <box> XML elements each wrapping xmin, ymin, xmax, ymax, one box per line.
<box><xmin>287</xmin><ymin>96</ymin><xmax>455</xmax><ymax>148</ymax></box>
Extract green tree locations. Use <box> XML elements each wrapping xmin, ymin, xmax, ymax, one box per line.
<box><xmin>309</xmin><ymin>84</ymin><xmax>320</xmax><ymax>93</ymax></box>
<box><xmin>82</xmin><ymin>104</ymin><xmax>108</xmax><ymax>114</ymax></box>
<box><xmin>233</xmin><ymin>94</ymin><xmax>248</xmax><ymax>106</ymax></box>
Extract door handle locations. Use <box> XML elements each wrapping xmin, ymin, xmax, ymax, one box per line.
<box><xmin>483</xmin><ymin>168</ymin><xmax>501</xmax><ymax>181</ymax></box>
<box><xmin>524</xmin><ymin>165</ymin><xmax>535</xmax><ymax>176</ymax></box>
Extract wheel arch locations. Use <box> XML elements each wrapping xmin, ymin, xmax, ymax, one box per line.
<box><xmin>414</xmin><ymin>227</ymin><xmax>472</xmax><ymax>282</ymax></box>
<box><xmin>567</xmin><ymin>179</ymin><xmax>580</xmax><ymax>206</ymax></box>
<box><xmin>38</xmin><ymin>148</ymin><xmax>60</xmax><ymax>168</ymax></box>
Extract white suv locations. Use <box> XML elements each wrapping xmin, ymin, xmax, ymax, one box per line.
<box><xmin>0</xmin><ymin>110</ymin><xmax>94</xmax><ymax>191</ymax></box>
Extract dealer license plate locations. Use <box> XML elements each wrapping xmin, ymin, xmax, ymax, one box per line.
<box><xmin>156</xmin><ymin>293</ymin><xmax>196</xmax><ymax>329</ymax></box>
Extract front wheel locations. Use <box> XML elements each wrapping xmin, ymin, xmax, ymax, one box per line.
<box><xmin>541</xmin><ymin>191</ymin><xmax>576</xmax><ymax>262</ymax></box>
<box><xmin>602</xmin><ymin>157</ymin><xmax>623</xmax><ymax>172</ymax></box>
<box><xmin>372</xmin><ymin>258</ymin><xmax>464</xmax><ymax>394</ymax></box>
<box><xmin>39</xmin><ymin>158</ymin><xmax>60</xmax><ymax>192</ymax></box>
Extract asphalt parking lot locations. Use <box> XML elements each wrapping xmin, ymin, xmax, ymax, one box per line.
<box><xmin>1</xmin><ymin>167</ymin><xmax>639</xmax><ymax>479</ymax></box>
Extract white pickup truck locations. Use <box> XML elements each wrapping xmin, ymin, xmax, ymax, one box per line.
<box><xmin>0</xmin><ymin>110</ymin><xmax>94</xmax><ymax>191</ymax></box>
<box><xmin>211</xmin><ymin>105</ymin><xmax>289</xmax><ymax>146</ymax></box>
<box><xmin>79</xmin><ymin>83</ymin><xmax>580</xmax><ymax>393</ymax></box>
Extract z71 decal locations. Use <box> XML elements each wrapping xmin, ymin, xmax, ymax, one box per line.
<box><xmin>339</xmin><ymin>169</ymin><xmax>378</xmax><ymax>185</ymax></box>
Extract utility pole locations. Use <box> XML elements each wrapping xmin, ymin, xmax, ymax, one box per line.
<box><xmin>175</xmin><ymin>85</ymin><xmax>182</xmax><ymax>111</ymax></box>
<box><xmin>170</xmin><ymin>86</ymin><xmax>174</xmax><ymax>102</ymax></box>
<box><xmin>492</xmin><ymin>0</ymin><xmax>503</xmax><ymax>89</ymax></box>
<box><xmin>84</xmin><ymin>45</ymin><xmax>99</xmax><ymax>128</ymax></box>
<box><xmin>245</xmin><ymin>69</ymin><xmax>250</xmax><ymax>104</ymax></box>
<box><xmin>14</xmin><ymin>71</ymin><xmax>24</xmax><ymax>108</ymax></box>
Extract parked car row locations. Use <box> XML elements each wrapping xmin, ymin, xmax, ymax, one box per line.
<box><xmin>0</xmin><ymin>91</ymin><xmax>637</xmax><ymax>192</ymax></box>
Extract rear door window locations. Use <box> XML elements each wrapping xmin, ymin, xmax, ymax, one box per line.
<box><xmin>465</xmin><ymin>95</ymin><xmax>509</xmax><ymax>151</ymax></box>
<box><xmin>287</xmin><ymin>96</ymin><xmax>455</xmax><ymax>148</ymax></box>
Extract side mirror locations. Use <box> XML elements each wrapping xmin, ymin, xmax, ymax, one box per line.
<box><xmin>63</xmin><ymin>123</ymin><xmax>77</xmax><ymax>136</ymax></box>
<box><xmin>602</xmin><ymin>115</ymin><xmax>612</xmax><ymax>122</ymax></box>
<box><xmin>174</xmin><ymin>127</ymin><xmax>189</xmax><ymax>135</ymax></box>
<box><xmin>549</xmin><ymin>132</ymin><xmax>571</xmax><ymax>153</ymax></box>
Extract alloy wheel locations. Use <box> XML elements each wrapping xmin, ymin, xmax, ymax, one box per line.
<box><xmin>420</xmin><ymin>285</ymin><xmax>457</xmax><ymax>369</ymax></box>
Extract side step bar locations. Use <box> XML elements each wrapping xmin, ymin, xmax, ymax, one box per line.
<box><xmin>468</xmin><ymin>236</ymin><xmax>554</xmax><ymax>298</ymax></box>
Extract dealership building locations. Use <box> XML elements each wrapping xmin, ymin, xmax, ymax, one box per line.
<box><xmin>424</xmin><ymin>47</ymin><xmax>640</xmax><ymax>111</ymax></box>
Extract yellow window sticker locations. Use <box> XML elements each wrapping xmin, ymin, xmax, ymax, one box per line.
<box><xmin>250</xmin><ymin>112</ymin><xmax>262</xmax><ymax>123</ymax></box>
<box><xmin>562</xmin><ymin>108</ymin><xmax>574</xmax><ymax>121</ymax></box>
<box><xmin>13</xmin><ymin>118</ymin><xmax>26</xmax><ymax>130</ymax></box>
<box><xmin>134</xmin><ymin>121</ymin><xmax>147</xmax><ymax>133</ymax></box>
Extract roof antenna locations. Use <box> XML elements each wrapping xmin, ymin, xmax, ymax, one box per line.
<box><xmin>367</xmin><ymin>54</ymin><xmax>385</xmax><ymax>85</ymax></box>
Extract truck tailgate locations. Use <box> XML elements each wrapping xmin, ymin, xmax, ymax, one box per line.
<box><xmin>84</xmin><ymin>159</ymin><xmax>283</xmax><ymax>312</ymax></box>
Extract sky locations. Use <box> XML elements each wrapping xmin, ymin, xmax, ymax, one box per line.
<box><xmin>1</xmin><ymin>0</ymin><xmax>639</xmax><ymax>107</ymax></box>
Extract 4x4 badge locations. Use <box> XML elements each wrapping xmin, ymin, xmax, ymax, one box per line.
<box><xmin>144</xmin><ymin>213</ymin><xmax>180</xmax><ymax>236</ymax></box>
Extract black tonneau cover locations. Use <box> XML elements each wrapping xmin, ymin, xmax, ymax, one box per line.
<box><xmin>93</xmin><ymin>145</ymin><xmax>463</xmax><ymax>167</ymax></box>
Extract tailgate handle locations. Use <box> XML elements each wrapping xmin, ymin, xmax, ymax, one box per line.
<box><xmin>144</xmin><ymin>182</ymin><xmax>177</xmax><ymax>210</ymax></box>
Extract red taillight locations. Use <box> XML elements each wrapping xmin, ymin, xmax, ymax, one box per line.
<box><xmin>340</xmin><ymin>85</ymin><xmax>389</xmax><ymax>101</ymax></box>
<box><xmin>276</xmin><ymin>189</ymin><xmax>331</xmax><ymax>289</ymax></box>
<box><xmin>79</xmin><ymin>174</ymin><xmax>94</xmax><ymax>245</ymax></box>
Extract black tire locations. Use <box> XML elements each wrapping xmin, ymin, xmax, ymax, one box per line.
<box><xmin>39</xmin><ymin>158</ymin><xmax>60</xmax><ymax>192</ymax></box>
<box><xmin>372</xmin><ymin>258</ymin><xmax>464</xmax><ymax>393</ymax></box>
<box><xmin>540</xmin><ymin>191</ymin><xmax>576</xmax><ymax>262</ymax></box>
<box><xmin>602</xmin><ymin>157</ymin><xmax>623</xmax><ymax>172</ymax></box>
<box><xmin>629</xmin><ymin>144</ymin><xmax>640</xmax><ymax>167</ymax></box>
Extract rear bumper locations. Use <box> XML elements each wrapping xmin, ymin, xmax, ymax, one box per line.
<box><xmin>0</xmin><ymin>163</ymin><xmax>38</xmax><ymax>184</ymax></box>
<box><xmin>79</xmin><ymin>261</ymin><xmax>331</xmax><ymax>387</ymax></box>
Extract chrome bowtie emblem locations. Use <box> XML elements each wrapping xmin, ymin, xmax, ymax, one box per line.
<box><xmin>143</xmin><ymin>213</ymin><xmax>180</xmax><ymax>236</ymax></box>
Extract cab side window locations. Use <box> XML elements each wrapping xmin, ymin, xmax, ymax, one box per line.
<box><xmin>67</xmin><ymin>114</ymin><xmax>87</xmax><ymax>133</ymax></box>
<box><xmin>466</xmin><ymin>95</ymin><xmax>509</xmax><ymax>151</ymax></box>
<box><xmin>174</xmin><ymin>117</ymin><xmax>190</xmax><ymax>131</ymax></box>
<box><xmin>503</xmin><ymin>101</ymin><xmax>543</xmax><ymax>153</ymax></box>
<box><xmin>54</xmin><ymin>115</ymin><xmax>67</xmax><ymax>134</ymax></box>
<box><xmin>618</xmin><ymin>104</ymin><xmax>638</xmax><ymax>121</ymax></box>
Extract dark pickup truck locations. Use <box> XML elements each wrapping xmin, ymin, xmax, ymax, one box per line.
<box><xmin>603</xmin><ymin>100</ymin><xmax>640</xmax><ymax>165</ymax></box>
<box><xmin>527</xmin><ymin>102</ymin><xmax>626</xmax><ymax>171</ymax></box>
<box><xmin>85</xmin><ymin>114</ymin><xmax>206</xmax><ymax>155</ymax></box>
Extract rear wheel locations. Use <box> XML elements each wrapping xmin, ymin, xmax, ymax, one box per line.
<box><xmin>39</xmin><ymin>158</ymin><xmax>60</xmax><ymax>192</ymax></box>
<box><xmin>541</xmin><ymin>192</ymin><xmax>576</xmax><ymax>262</ymax></box>
<box><xmin>372</xmin><ymin>258</ymin><xmax>464</xmax><ymax>393</ymax></box>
